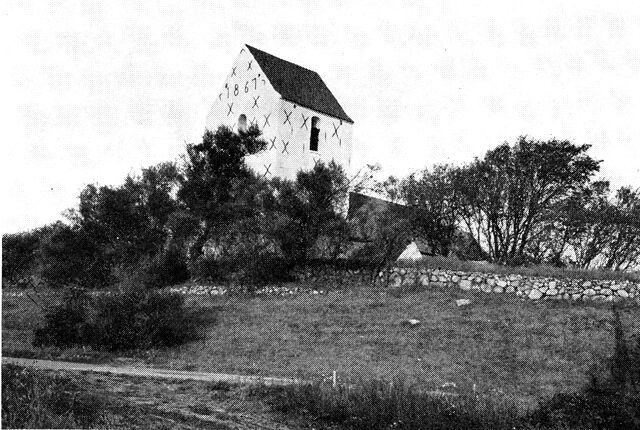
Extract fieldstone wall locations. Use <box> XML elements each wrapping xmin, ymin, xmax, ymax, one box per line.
<box><xmin>294</xmin><ymin>265</ymin><xmax>639</xmax><ymax>303</ymax></box>
<box><xmin>380</xmin><ymin>267</ymin><xmax>639</xmax><ymax>302</ymax></box>
<box><xmin>4</xmin><ymin>268</ymin><xmax>636</xmax><ymax>302</ymax></box>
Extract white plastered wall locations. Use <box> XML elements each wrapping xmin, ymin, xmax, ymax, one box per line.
<box><xmin>206</xmin><ymin>45</ymin><xmax>353</xmax><ymax>181</ymax></box>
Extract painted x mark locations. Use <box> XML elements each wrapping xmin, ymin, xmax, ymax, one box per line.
<box><xmin>300</xmin><ymin>113</ymin><xmax>309</xmax><ymax>130</ymax></box>
<box><xmin>282</xmin><ymin>108</ymin><xmax>292</xmax><ymax>126</ymax></box>
<box><xmin>263</xmin><ymin>113</ymin><xmax>271</xmax><ymax>128</ymax></box>
<box><xmin>252</xmin><ymin>96</ymin><xmax>260</xmax><ymax>108</ymax></box>
<box><xmin>227</xmin><ymin>103</ymin><xmax>234</xmax><ymax>116</ymax></box>
<box><xmin>269</xmin><ymin>136</ymin><xmax>277</xmax><ymax>150</ymax></box>
<box><xmin>281</xmin><ymin>139</ymin><xmax>290</xmax><ymax>154</ymax></box>
<box><xmin>331</xmin><ymin>122</ymin><xmax>341</xmax><ymax>139</ymax></box>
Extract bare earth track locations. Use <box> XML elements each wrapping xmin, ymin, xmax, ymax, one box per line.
<box><xmin>2</xmin><ymin>357</ymin><xmax>298</xmax><ymax>429</ymax></box>
<box><xmin>2</xmin><ymin>356</ymin><xmax>305</xmax><ymax>386</ymax></box>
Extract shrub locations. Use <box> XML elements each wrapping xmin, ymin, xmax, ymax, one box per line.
<box><xmin>225</xmin><ymin>241</ymin><xmax>291</xmax><ymax>288</ymax></box>
<box><xmin>33</xmin><ymin>288</ymin><xmax>93</xmax><ymax>348</ymax></box>
<box><xmin>146</xmin><ymin>242</ymin><xmax>190</xmax><ymax>287</ymax></box>
<box><xmin>33</xmin><ymin>288</ymin><xmax>198</xmax><ymax>352</ymax></box>
<box><xmin>90</xmin><ymin>290</ymin><xmax>197</xmax><ymax>351</ymax></box>
<box><xmin>189</xmin><ymin>231</ymin><xmax>291</xmax><ymax>287</ymax></box>
<box><xmin>1</xmin><ymin>364</ymin><xmax>108</xmax><ymax>429</ymax></box>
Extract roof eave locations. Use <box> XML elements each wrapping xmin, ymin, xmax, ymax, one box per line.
<box><xmin>279</xmin><ymin>96</ymin><xmax>354</xmax><ymax>124</ymax></box>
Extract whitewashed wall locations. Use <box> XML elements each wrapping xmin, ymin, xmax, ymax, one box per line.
<box><xmin>206</xmin><ymin>46</ymin><xmax>353</xmax><ymax>181</ymax></box>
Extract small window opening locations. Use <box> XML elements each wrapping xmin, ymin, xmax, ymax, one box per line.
<box><xmin>238</xmin><ymin>114</ymin><xmax>247</xmax><ymax>132</ymax></box>
<box><xmin>310</xmin><ymin>116</ymin><xmax>320</xmax><ymax>151</ymax></box>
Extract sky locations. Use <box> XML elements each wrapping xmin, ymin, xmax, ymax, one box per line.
<box><xmin>2</xmin><ymin>0</ymin><xmax>639</xmax><ymax>234</ymax></box>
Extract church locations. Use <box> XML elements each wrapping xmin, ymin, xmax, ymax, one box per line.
<box><xmin>206</xmin><ymin>44</ymin><xmax>354</xmax><ymax>181</ymax></box>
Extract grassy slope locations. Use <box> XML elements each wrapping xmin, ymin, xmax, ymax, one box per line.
<box><xmin>3</xmin><ymin>283</ymin><xmax>639</xmax><ymax>407</ymax></box>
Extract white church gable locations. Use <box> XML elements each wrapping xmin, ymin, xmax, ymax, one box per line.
<box><xmin>206</xmin><ymin>45</ymin><xmax>353</xmax><ymax>181</ymax></box>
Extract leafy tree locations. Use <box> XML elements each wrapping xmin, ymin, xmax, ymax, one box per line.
<box><xmin>177</xmin><ymin>125</ymin><xmax>268</xmax><ymax>260</ymax></box>
<box><xmin>555</xmin><ymin>180</ymin><xmax>616</xmax><ymax>269</ymax></box>
<box><xmin>178</xmin><ymin>126</ymin><xmax>267</xmax><ymax>227</ymax></box>
<box><xmin>349</xmin><ymin>199</ymin><xmax>412</xmax><ymax>278</ymax></box>
<box><xmin>38</xmin><ymin>222</ymin><xmax>111</xmax><ymax>287</ymax></box>
<box><xmin>396</xmin><ymin>164</ymin><xmax>459</xmax><ymax>256</ymax></box>
<box><xmin>268</xmin><ymin>161</ymin><xmax>350</xmax><ymax>266</ymax></box>
<box><xmin>71</xmin><ymin>162</ymin><xmax>181</xmax><ymax>265</ymax></box>
<box><xmin>454</xmin><ymin>136</ymin><xmax>601</xmax><ymax>264</ymax></box>
<box><xmin>2</xmin><ymin>229</ymin><xmax>42</xmax><ymax>283</ymax></box>
<box><xmin>601</xmin><ymin>187</ymin><xmax>640</xmax><ymax>271</ymax></box>
<box><xmin>39</xmin><ymin>162</ymin><xmax>182</xmax><ymax>287</ymax></box>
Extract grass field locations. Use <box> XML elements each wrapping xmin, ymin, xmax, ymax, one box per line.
<box><xmin>3</xmin><ymin>281</ymin><xmax>639</xmax><ymax>409</ymax></box>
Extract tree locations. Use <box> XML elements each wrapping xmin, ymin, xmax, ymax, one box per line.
<box><xmin>178</xmin><ymin>125</ymin><xmax>267</xmax><ymax>228</ymax></box>
<box><xmin>601</xmin><ymin>187</ymin><xmax>640</xmax><ymax>271</ymax></box>
<box><xmin>558</xmin><ymin>180</ymin><xmax>615</xmax><ymax>269</ymax></box>
<box><xmin>454</xmin><ymin>136</ymin><xmax>601</xmax><ymax>264</ymax></box>
<box><xmin>268</xmin><ymin>161</ymin><xmax>350</xmax><ymax>266</ymax></box>
<box><xmin>2</xmin><ymin>228</ymin><xmax>44</xmax><ymax>283</ymax></box>
<box><xmin>38</xmin><ymin>222</ymin><xmax>111</xmax><ymax>287</ymax></box>
<box><xmin>396</xmin><ymin>164</ymin><xmax>459</xmax><ymax>256</ymax></box>
<box><xmin>69</xmin><ymin>162</ymin><xmax>181</xmax><ymax>268</ymax></box>
<box><xmin>39</xmin><ymin>162</ymin><xmax>183</xmax><ymax>287</ymax></box>
<box><xmin>349</xmin><ymin>198</ymin><xmax>412</xmax><ymax>278</ymax></box>
<box><xmin>177</xmin><ymin>125</ymin><xmax>268</xmax><ymax>260</ymax></box>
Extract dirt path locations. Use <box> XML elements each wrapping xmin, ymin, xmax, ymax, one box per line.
<box><xmin>3</xmin><ymin>356</ymin><xmax>298</xmax><ymax>429</ymax></box>
<box><xmin>2</xmin><ymin>356</ymin><xmax>305</xmax><ymax>386</ymax></box>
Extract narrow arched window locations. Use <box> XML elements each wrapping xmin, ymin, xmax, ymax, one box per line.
<box><xmin>310</xmin><ymin>116</ymin><xmax>320</xmax><ymax>151</ymax></box>
<box><xmin>238</xmin><ymin>114</ymin><xmax>247</xmax><ymax>132</ymax></box>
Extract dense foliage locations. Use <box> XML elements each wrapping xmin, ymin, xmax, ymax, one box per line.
<box><xmin>2</xmin><ymin>229</ymin><xmax>42</xmax><ymax>283</ymax></box>
<box><xmin>33</xmin><ymin>288</ymin><xmax>197</xmax><ymax>351</ymax></box>
<box><xmin>2</xmin><ymin>130</ymin><xmax>638</xmax><ymax>290</ymax></box>
<box><xmin>382</xmin><ymin>136</ymin><xmax>639</xmax><ymax>269</ymax></box>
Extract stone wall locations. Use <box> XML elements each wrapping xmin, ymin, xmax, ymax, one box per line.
<box><xmin>384</xmin><ymin>267</ymin><xmax>639</xmax><ymax>302</ymax></box>
<box><xmin>296</xmin><ymin>266</ymin><xmax>640</xmax><ymax>303</ymax></box>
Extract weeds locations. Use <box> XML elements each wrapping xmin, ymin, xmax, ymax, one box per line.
<box><xmin>259</xmin><ymin>378</ymin><xmax>524</xmax><ymax>430</ymax></box>
<box><xmin>1</xmin><ymin>364</ymin><xmax>111</xmax><ymax>429</ymax></box>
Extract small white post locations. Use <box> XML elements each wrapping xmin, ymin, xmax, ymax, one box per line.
<box><xmin>332</xmin><ymin>370</ymin><xmax>337</xmax><ymax>388</ymax></box>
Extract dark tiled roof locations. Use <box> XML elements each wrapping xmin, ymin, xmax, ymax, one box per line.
<box><xmin>246</xmin><ymin>45</ymin><xmax>353</xmax><ymax>123</ymax></box>
<box><xmin>347</xmin><ymin>192</ymin><xmax>404</xmax><ymax>220</ymax></box>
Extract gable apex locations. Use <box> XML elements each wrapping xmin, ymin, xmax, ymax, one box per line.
<box><xmin>245</xmin><ymin>44</ymin><xmax>353</xmax><ymax>124</ymax></box>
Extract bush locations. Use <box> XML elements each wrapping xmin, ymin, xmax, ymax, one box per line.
<box><xmin>33</xmin><ymin>288</ymin><xmax>93</xmax><ymax>348</ymax></box>
<box><xmin>33</xmin><ymin>288</ymin><xmax>198</xmax><ymax>352</ymax></box>
<box><xmin>91</xmin><ymin>290</ymin><xmax>197</xmax><ymax>351</ymax></box>
<box><xmin>190</xmin><ymin>230</ymin><xmax>291</xmax><ymax>287</ymax></box>
<box><xmin>1</xmin><ymin>364</ymin><xmax>109</xmax><ymax>429</ymax></box>
<box><xmin>145</xmin><ymin>242</ymin><xmax>190</xmax><ymax>288</ymax></box>
<box><xmin>114</xmin><ymin>244</ymin><xmax>190</xmax><ymax>290</ymax></box>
